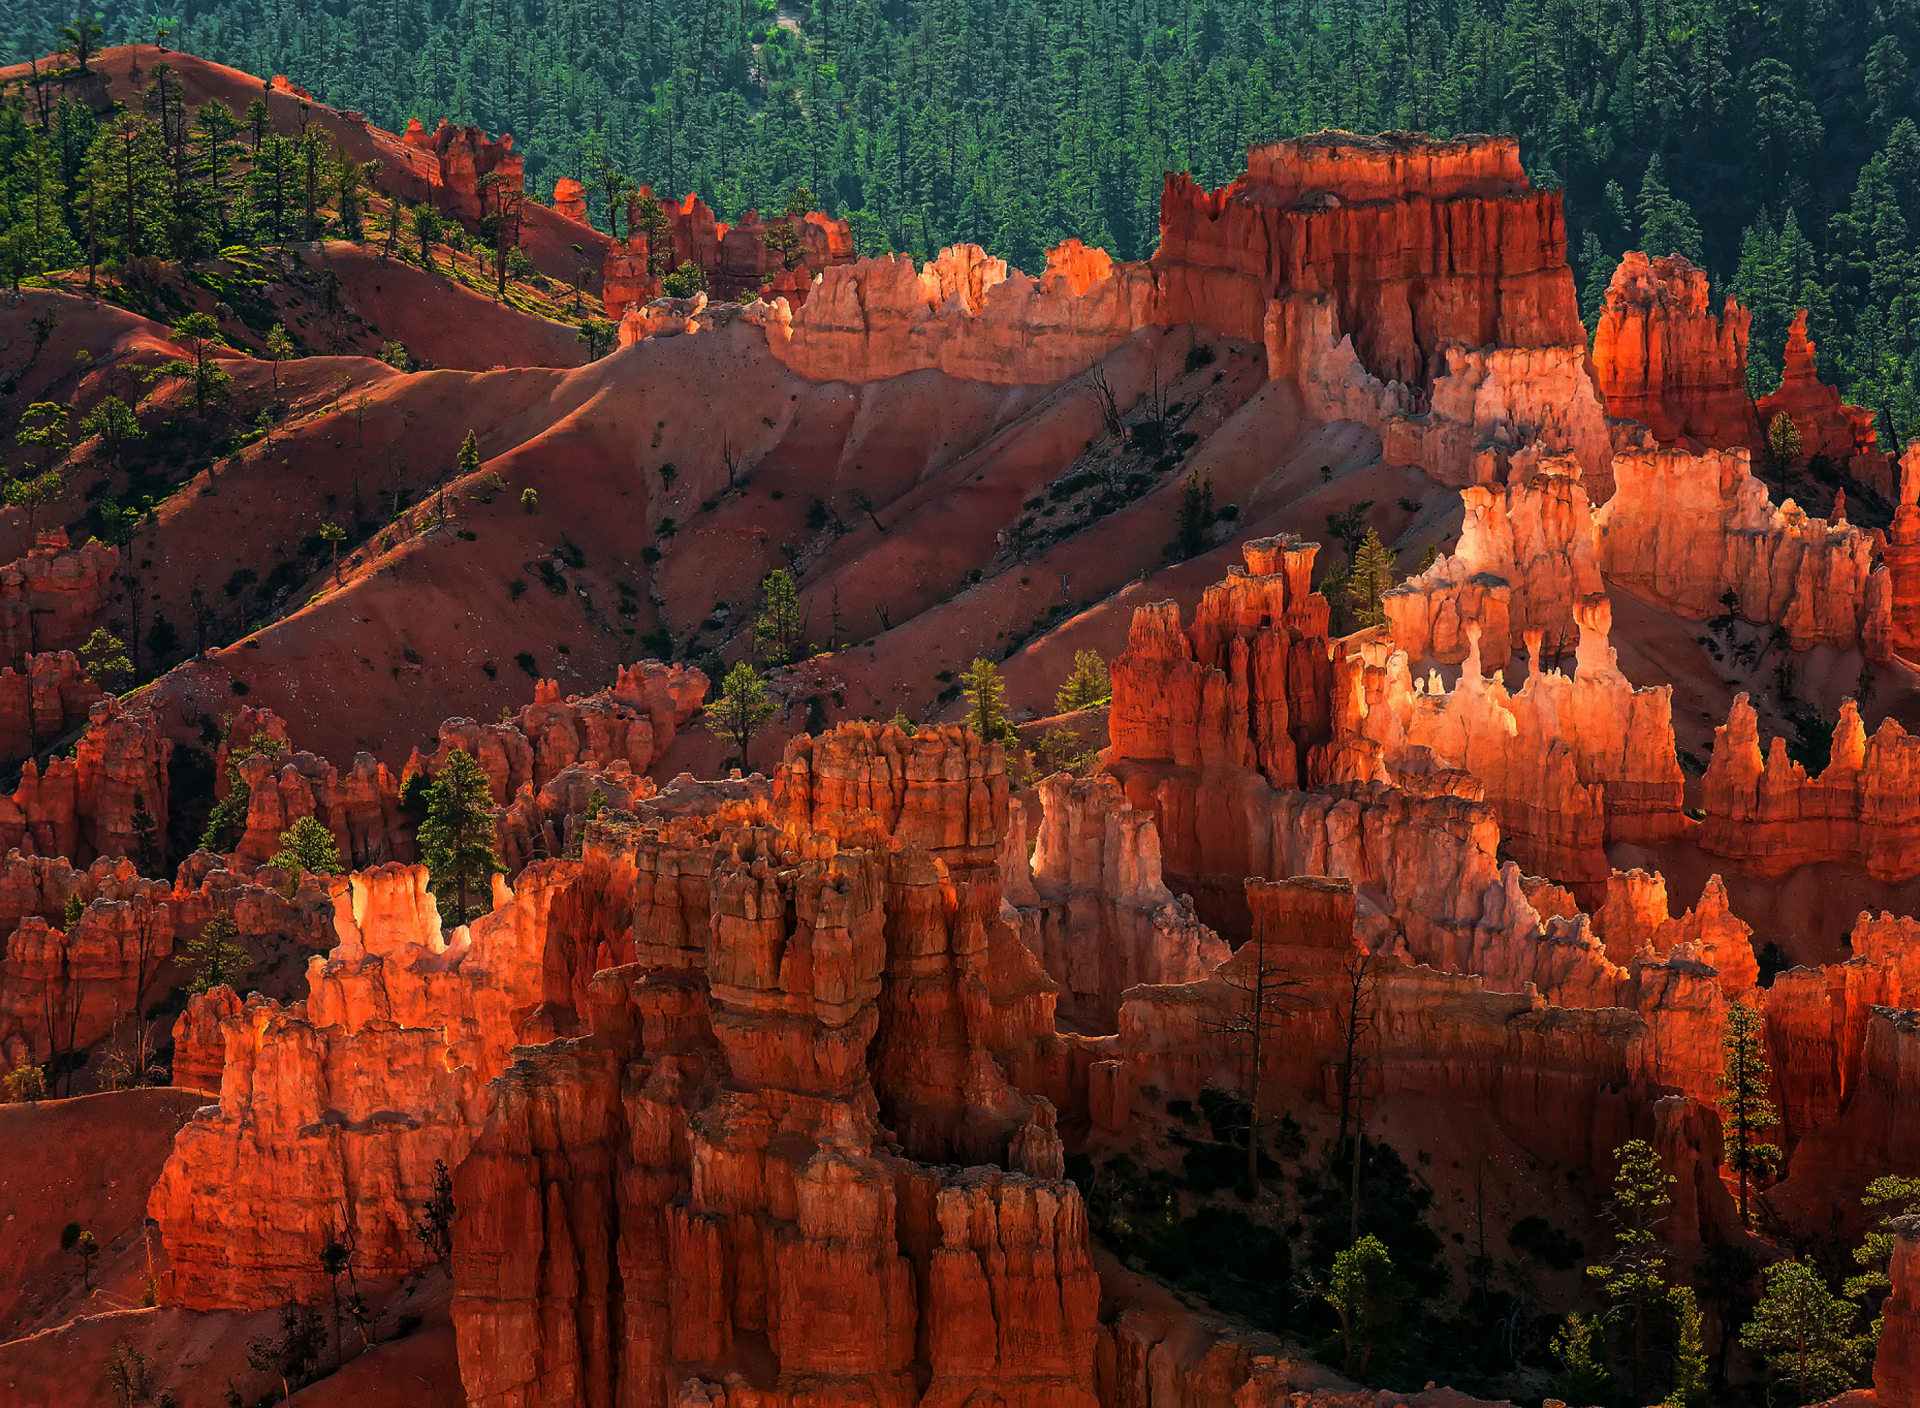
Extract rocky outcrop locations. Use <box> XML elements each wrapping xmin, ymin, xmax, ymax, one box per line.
<box><xmin>549</xmin><ymin>176</ymin><xmax>587</xmax><ymax>224</ymax></box>
<box><xmin>1591</xmin><ymin>252</ymin><xmax>1762</xmax><ymax>452</ymax></box>
<box><xmin>1757</xmin><ymin>310</ymin><xmax>1887</xmax><ymax>492</ymax></box>
<box><xmin>0</xmin><ymin>530</ymin><xmax>117</xmax><ymax>670</ymax></box>
<box><xmin>1592</xmin><ymin>871</ymin><xmax>1757</xmax><ymax>993</ymax></box>
<box><xmin>451</xmin><ymin>725</ymin><xmax>1092</xmax><ymax>1408</ymax></box>
<box><xmin>1170</xmin><ymin>132</ymin><xmax>1585</xmax><ymax>370</ymax></box>
<box><xmin>1331</xmin><ymin>600</ymin><xmax>1685</xmax><ymax>899</ymax></box>
<box><xmin>0</xmin><ymin>695</ymin><xmax>171</xmax><ymax>867</ymax></box>
<box><xmin>399</xmin><ymin>118</ymin><xmax>525</xmax><ymax>224</ymax></box>
<box><xmin>1594</xmin><ymin>444</ymin><xmax>1891</xmax><ymax>658</ymax></box>
<box><xmin>1384</xmin><ymin>451</ymin><xmax>1602</xmax><ymax>666</ymax></box>
<box><xmin>1699</xmin><ymin>696</ymin><xmax>1920</xmax><ymax>880</ymax></box>
<box><xmin>1018</xmin><ymin>773</ymin><xmax>1228</xmax><ymax>1032</ymax></box>
<box><xmin>149</xmin><ymin>862</ymin><xmax>579</xmax><ymax>1308</ymax></box>
<box><xmin>765</xmin><ymin>239</ymin><xmax>1155</xmax><ymax>385</ymax></box>
<box><xmin>0</xmin><ymin>651</ymin><xmax>101</xmax><ymax>763</ymax></box>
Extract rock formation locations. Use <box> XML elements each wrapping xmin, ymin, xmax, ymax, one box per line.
<box><xmin>1884</xmin><ymin>440</ymin><xmax>1920</xmax><ymax>655</ymax></box>
<box><xmin>1591</xmin><ymin>252</ymin><xmax>1762</xmax><ymax>452</ymax></box>
<box><xmin>1167</xmin><ymin>132</ymin><xmax>1586</xmax><ymax>370</ymax></box>
<box><xmin>1327</xmin><ymin>598</ymin><xmax>1684</xmax><ymax>901</ymax></box>
<box><xmin>549</xmin><ymin>176</ymin><xmax>587</xmax><ymax>224</ymax></box>
<box><xmin>602</xmin><ymin>186</ymin><xmax>858</xmax><ymax>316</ymax></box>
<box><xmin>1016</xmin><ymin>772</ymin><xmax>1228</xmax><ymax>1031</ymax></box>
<box><xmin>764</xmin><ymin>240</ymin><xmax>1154</xmax><ymax>385</ymax></box>
<box><xmin>0</xmin><ymin>530</ymin><xmax>118</xmax><ymax>671</ymax></box>
<box><xmin>1879</xmin><ymin>1217</ymin><xmax>1920</xmax><ymax>1408</ymax></box>
<box><xmin>0</xmin><ymin>695</ymin><xmax>171</xmax><ymax>866</ymax></box>
<box><xmin>398</xmin><ymin>118</ymin><xmax>525</xmax><ymax>224</ymax></box>
<box><xmin>445</xmin><ymin>725</ymin><xmax>1095</xmax><ymax>1408</ymax></box>
<box><xmin>149</xmin><ymin>862</ymin><xmax>579</xmax><ymax>1308</ymax></box>
<box><xmin>1699</xmin><ymin>696</ymin><xmax>1920</xmax><ymax>879</ymax></box>
<box><xmin>1592</xmin><ymin>870</ymin><xmax>1758</xmax><ymax>993</ymax></box>
<box><xmin>0</xmin><ymin>651</ymin><xmax>101</xmax><ymax>763</ymax></box>
<box><xmin>1757</xmin><ymin>310</ymin><xmax>1888</xmax><ymax>491</ymax></box>
<box><xmin>1384</xmin><ymin>450</ymin><xmax>1602</xmax><ymax>666</ymax></box>
<box><xmin>1595</xmin><ymin>444</ymin><xmax>1891</xmax><ymax>658</ymax></box>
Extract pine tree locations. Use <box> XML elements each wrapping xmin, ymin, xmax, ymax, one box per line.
<box><xmin>1176</xmin><ymin>472</ymin><xmax>1216</xmax><ymax>558</ymax></box>
<box><xmin>130</xmin><ymin>792</ymin><xmax>163</xmax><ymax>877</ymax></box>
<box><xmin>962</xmin><ymin>656</ymin><xmax>1019</xmax><ymax>747</ymax></box>
<box><xmin>1323</xmin><ymin>1236</ymin><xmax>1406</xmax><ymax>1378</ymax></box>
<box><xmin>265</xmin><ymin>325</ymin><xmax>296</xmax><ymax>391</ymax></box>
<box><xmin>1740</xmin><ymin>1259</ymin><xmax>1866</xmax><ymax>1402</ymax></box>
<box><xmin>417</xmin><ymin>749</ymin><xmax>503</xmax><ymax>926</ymax></box>
<box><xmin>1347</xmin><ymin>529</ymin><xmax>1397</xmax><ymax>628</ymax></box>
<box><xmin>1586</xmin><ymin>1139</ymin><xmax>1675</xmax><ymax>1406</ymax></box>
<box><xmin>1636</xmin><ymin>155</ymin><xmax>1704</xmax><ymax>265</ymax></box>
<box><xmin>1718</xmin><ymin>999</ymin><xmax>1782</xmax><ymax>1226</ymax></box>
<box><xmin>754</xmin><ymin>568</ymin><xmax>805</xmax><ymax>665</ymax></box>
<box><xmin>1053</xmin><ymin>649</ymin><xmax>1110</xmax><ymax>714</ymax></box>
<box><xmin>185</xmin><ymin>911</ymin><xmax>249</xmax><ymax>996</ymax></box>
<box><xmin>703</xmin><ymin>660</ymin><xmax>777</xmax><ymax>769</ymax></box>
<box><xmin>270</xmin><ymin>815</ymin><xmax>342</xmax><ymax>876</ymax></box>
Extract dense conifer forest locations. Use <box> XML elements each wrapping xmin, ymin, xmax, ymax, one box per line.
<box><xmin>5</xmin><ymin>0</ymin><xmax>1920</xmax><ymax>437</ymax></box>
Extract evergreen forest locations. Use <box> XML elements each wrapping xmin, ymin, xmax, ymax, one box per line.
<box><xmin>6</xmin><ymin>0</ymin><xmax>1920</xmax><ymax>438</ymax></box>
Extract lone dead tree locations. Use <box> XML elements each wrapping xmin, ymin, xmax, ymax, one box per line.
<box><xmin>1335</xmin><ymin>946</ymin><xmax>1379</xmax><ymax>1155</ymax></box>
<box><xmin>1083</xmin><ymin>366</ymin><xmax>1124</xmax><ymax>437</ymax></box>
<box><xmin>1201</xmin><ymin>892</ymin><xmax>1303</xmax><ymax>1188</ymax></box>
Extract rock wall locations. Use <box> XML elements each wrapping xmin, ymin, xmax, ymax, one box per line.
<box><xmin>0</xmin><ymin>530</ymin><xmax>118</xmax><ymax>671</ymax></box>
<box><xmin>1591</xmin><ymin>252</ymin><xmax>1762</xmax><ymax>451</ymax></box>
<box><xmin>148</xmin><ymin>862</ymin><xmax>580</xmax><ymax>1308</ymax></box>
<box><xmin>764</xmin><ymin>239</ymin><xmax>1155</xmax><ymax>385</ymax></box>
<box><xmin>1383</xmin><ymin>451</ymin><xmax>1602</xmax><ymax>666</ymax></box>
<box><xmin>1018</xmin><ymin>773</ymin><xmax>1228</xmax><ymax>1032</ymax></box>
<box><xmin>1699</xmin><ymin>696</ymin><xmax>1920</xmax><ymax>880</ymax></box>
<box><xmin>1594</xmin><ymin>444</ymin><xmax>1891</xmax><ymax>658</ymax></box>
<box><xmin>1880</xmin><ymin>1217</ymin><xmax>1920</xmax><ymax>1408</ymax></box>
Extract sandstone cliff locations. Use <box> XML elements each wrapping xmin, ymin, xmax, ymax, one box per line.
<box><xmin>1591</xmin><ymin>252</ymin><xmax>1762</xmax><ymax>451</ymax></box>
<box><xmin>763</xmin><ymin>240</ymin><xmax>1154</xmax><ymax>385</ymax></box>
<box><xmin>1594</xmin><ymin>444</ymin><xmax>1891</xmax><ymax>658</ymax></box>
<box><xmin>1699</xmin><ymin>696</ymin><xmax>1920</xmax><ymax>879</ymax></box>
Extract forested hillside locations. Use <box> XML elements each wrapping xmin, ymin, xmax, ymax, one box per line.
<box><xmin>5</xmin><ymin>0</ymin><xmax>1920</xmax><ymax>440</ymax></box>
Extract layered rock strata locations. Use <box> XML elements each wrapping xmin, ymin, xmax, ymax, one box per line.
<box><xmin>1591</xmin><ymin>252</ymin><xmax>1762</xmax><ymax>451</ymax></box>
<box><xmin>0</xmin><ymin>694</ymin><xmax>171</xmax><ymax>866</ymax></box>
<box><xmin>1594</xmin><ymin>444</ymin><xmax>1891</xmax><ymax>658</ymax></box>
<box><xmin>1698</xmin><ymin>696</ymin><xmax>1920</xmax><ymax>879</ymax></box>
<box><xmin>1383</xmin><ymin>450</ymin><xmax>1602</xmax><ymax>666</ymax></box>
